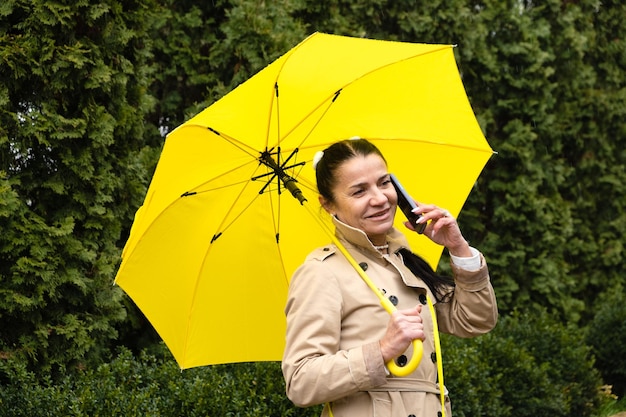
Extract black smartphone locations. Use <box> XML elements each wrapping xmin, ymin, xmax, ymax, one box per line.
<box><xmin>390</xmin><ymin>173</ymin><xmax>426</xmax><ymax>234</ymax></box>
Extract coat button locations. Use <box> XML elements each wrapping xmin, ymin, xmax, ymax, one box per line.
<box><xmin>388</xmin><ymin>295</ymin><xmax>398</xmax><ymax>306</ymax></box>
<box><xmin>419</xmin><ymin>293</ymin><xmax>427</xmax><ymax>305</ymax></box>
<box><xmin>323</xmin><ymin>247</ymin><xmax>330</xmax><ymax>251</ymax></box>
<box><xmin>408</xmin><ymin>415</ymin><xmax>416</xmax><ymax>417</ymax></box>
<box><xmin>396</xmin><ymin>355</ymin><xmax>408</xmax><ymax>367</ymax></box>
<box><xmin>359</xmin><ymin>262</ymin><xmax>368</xmax><ymax>271</ymax></box>
<box><xmin>438</xmin><ymin>412</ymin><xmax>443</xmax><ymax>417</ymax></box>
<box><xmin>431</xmin><ymin>352</ymin><xmax>437</xmax><ymax>363</ymax></box>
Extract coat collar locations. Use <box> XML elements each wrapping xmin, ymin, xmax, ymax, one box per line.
<box><xmin>331</xmin><ymin>216</ymin><xmax>430</xmax><ymax>291</ymax></box>
<box><xmin>331</xmin><ymin>216</ymin><xmax>411</xmax><ymax>256</ymax></box>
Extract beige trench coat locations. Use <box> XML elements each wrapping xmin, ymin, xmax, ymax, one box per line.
<box><xmin>282</xmin><ymin>219</ymin><xmax>498</xmax><ymax>417</ymax></box>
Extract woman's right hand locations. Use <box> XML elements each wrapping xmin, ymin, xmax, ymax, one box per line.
<box><xmin>379</xmin><ymin>304</ymin><xmax>425</xmax><ymax>363</ymax></box>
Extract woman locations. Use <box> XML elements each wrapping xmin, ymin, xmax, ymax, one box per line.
<box><xmin>281</xmin><ymin>138</ymin><xmax>497</xmax><ymax>417</ymax></box>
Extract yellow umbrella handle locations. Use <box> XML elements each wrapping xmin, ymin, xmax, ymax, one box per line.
<box><xmin>343</xmin><ymin>251</ymin><xmax>423</xmax><ymax>376</ymax></box>
<box><xmin>303</xmin><ymin>202</ymin><xmax>423</xmax><ymax>376</ymax></box>
<box><xmin>386</xmin><ymin>340</ymin><xmax>423</xmax><ymax>377</ymax></box>
<box><xmin>378</xmin><ymin>295</ymin><xmax>424</xmax><ymax>376</ymax></box>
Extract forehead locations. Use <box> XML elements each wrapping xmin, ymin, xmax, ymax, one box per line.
<box><xmin>334</xmin><ymin>154</ymin><xmax>388</xmax><ymax>184</ymax></box>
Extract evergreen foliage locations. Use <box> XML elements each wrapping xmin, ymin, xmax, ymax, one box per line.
<box><xmin>452</xmin><ymin>0</ymin><xmax>626</xmax><ymax>324</ymax></box>
<box><xmin>0</xmin><ymin>0</ymin><xmax>157</xmax><ymax>373</ymax></box>
<box><xmin>0</xmin><ymin>346</ymin><xmax>321</xmax><ymax>417</ymax></box>
<box><xmin>0</xmin><ymin>318</ymin><xmax>604</xmax><ymax>417</ymax></box>
<box><xmin>145</xmin><ymin>0</ymin><xmax>307</xmax><ymax>138</ymax></box>
<box><xmin>586</xmin><ymin>285</ymin><xmax>626</xmax><ymax>398</ymax></box>
<box><xmin>443</xmin><ymin>309</ymin><xmax>603</xmax><ymax>417</ymax></box>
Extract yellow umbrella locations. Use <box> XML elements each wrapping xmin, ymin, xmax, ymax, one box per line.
<box><xmin>114</xmin><ymin>32</ymin><xmax>493</xmax><ymax>371</ymax></box>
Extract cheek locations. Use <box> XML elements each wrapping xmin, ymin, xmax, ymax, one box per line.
<box><xmin>335</xmin><ymin>201</ymin><xmax>361</xmax><ymax>222</ymax></box>
<box><xmin>329</xmin><ymin>199</ymin><xmax>352</xmax><ymax>218</ymax></box>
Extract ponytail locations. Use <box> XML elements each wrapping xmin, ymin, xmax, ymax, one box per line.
<box><xmin>397</xmin><ymin>248</ymin><xmax>455</xmax><ymax>303</ymax></box>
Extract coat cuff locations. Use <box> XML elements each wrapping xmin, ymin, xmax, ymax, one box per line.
<box><xmin>348</xmin><ymin>342</ymin><xmax>388</xmax><ymax>389</ymax></box>
<box><xmin>449</xmin><ymin>246</ymin><xmax>481</xmax><ymax>271</ymax></box>
<box><xmin>450</xmin><ymin>253</ymin><xmax>490</xmax><ymax>292</ymax></box>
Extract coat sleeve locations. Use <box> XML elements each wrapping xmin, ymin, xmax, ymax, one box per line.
<box><xmin>435</xmin><ymin>253</ymin><xmax>498</xmax><ymax>337</ymax></box>
<box><xmin>281</xmin><ymin>256</ymin><xmax>388</xmax><ymax>407</ymax></box>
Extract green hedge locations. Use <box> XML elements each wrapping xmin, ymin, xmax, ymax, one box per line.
<box><xmin>0</xmin><ymin>309</ymin><xmax>612</xmax><ymax>417</ymax></box>
<box><xmin>0</xmin><ymin>347</ymin><xmax>320</xmax><ymax>417</ymax></box>
<box><xmin>586</xmin><ymin>285</ymin><xmax>626</xmax><ymax>398</ymax></box>
<box><xmin>443</xmin><ymin>309</ymin><xmax>604</xmax><ymax>417</ymax></box>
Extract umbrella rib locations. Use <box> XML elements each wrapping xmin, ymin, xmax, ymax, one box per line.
<box><xmin>265</xmin><ymin>33</ymin><xmax>322</xmax><ymax>152</ymax></box>
<box><xmin>169</xmin><ymin>125</ymin><xmax>262</xmax><ymax>161</ymax></box>
<box><xmin>268</xmin><ymin>175</ymin><xmax>291</xmax><ymax>288</ymax></box>
<box><xmin>182</xmin><ymin>167</ymin><xmax>265</xmax><ymax>362</ymax></box>
<box><xmin>208</xmin><ymin>182</ymin><xmax>261</xmax><ymax>243</ymax></box>
<box><xmin>272</xmin><ymin>83</ymin><xmax>281</xmax><ymax>154</ymax></box>
<box><xmin>366</xmin><ymin>137</ymin><xmax>495</xmax><ymax>155</ymax></box>
<box><xmin>118</xmin><ymin>161</ymin><xmax>259</xmax><ymax>270</ymax></box>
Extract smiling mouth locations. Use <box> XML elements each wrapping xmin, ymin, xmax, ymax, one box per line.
<box><xmin>368</xmin><ymin>209</ymin><xmax>390</xmax><ymax>219</ymax></box>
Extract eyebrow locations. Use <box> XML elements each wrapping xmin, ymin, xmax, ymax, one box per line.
<box><xmin>348</xmin><ymin>173</ymin><xmax>390</xmax><ymax>190</ymax></box>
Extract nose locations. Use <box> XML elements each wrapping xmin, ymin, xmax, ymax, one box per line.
<box><xmin>370</xmin><ymin>186</ymin><xmax>389</xmax><ymax>205</ymax></box>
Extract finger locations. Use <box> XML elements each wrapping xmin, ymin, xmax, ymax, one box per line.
<box><xmin>431</xmin><ymin>216</ymin><xmax>459</xmax><ymax>236</ymax></box>
<box><xmin>440</xmin><ymin>208</ymin><xmax>453</xmax><ymax>220</ymax></box>
<box><xmin>414</xmin><ymin>205</ymin><xmax>450</xmax><ymax>222</ymax></box>
<box><xmin>414</xmin><ymin>202</ymin><xmax>437</xmax><ymax>212</ymax></box>
<box><xmin>414</xmin><ymin>304</ymin><xmax>422</xmax><ymax>314</ymax></box>
<box><xmin>397</xmin><ymin>304</ymin><xmax>422</xmax><ymax>316</ymax></box>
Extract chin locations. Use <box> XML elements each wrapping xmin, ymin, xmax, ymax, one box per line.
<box><xmin>368</xmin><ymin>224</ymin><xmax>394</xmax><ymax>238</ymax></box>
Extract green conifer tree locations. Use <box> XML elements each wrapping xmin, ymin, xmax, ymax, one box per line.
<box><xmin>0</xmin><ymin>0</ymin><xmax>157</xmax><ymax>374</ymax></box>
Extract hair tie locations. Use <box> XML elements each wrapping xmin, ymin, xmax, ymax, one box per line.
<box><xmin>312</xmin><ymin>151</ymin><xmax>324</xmax><ymax>170</ymax></box>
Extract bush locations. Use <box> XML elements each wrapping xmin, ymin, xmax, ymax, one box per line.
<box><xmin>0</xmin><ymin>345</ymin><xmax>321</xmax><ymax>417</ymax></box>
<box><xmin>442</xmin><ymin>309</ymin><xmax>603</xmax><ymax>417</ymax></box>
<box><xmin>0</xmin><ymin>310</ymin><xmax>607</xmax><ymax>417</ymax></box>
<box><xmin>586</xmin><ymin>285</ymin><xmax>626</xmax><ymax>398</ymax></box>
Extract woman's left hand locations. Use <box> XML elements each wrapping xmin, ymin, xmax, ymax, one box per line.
<box><xmin>403</xmin><ymin>203</ymin><xmax>472</xmax><ymax>257</ymax></box>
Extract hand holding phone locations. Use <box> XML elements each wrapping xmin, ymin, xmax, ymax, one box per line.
<box><xmin>390</xmin><ymin>173</ymin><xmax>426</xmax><ymax>234</ymax></box>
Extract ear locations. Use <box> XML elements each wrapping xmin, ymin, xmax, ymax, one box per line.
<box><xmin>319</xmin><ymin>195</ymin><xmax>334</xmax><ymax>215</ymax></box>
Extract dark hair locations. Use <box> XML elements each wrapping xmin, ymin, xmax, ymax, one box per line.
<box><xmin>398</xmin><ymin>248</ymin><xmax>456</xmax><ymax>303</ymax></box>
<box><xmin>315</xmin><ymin>138</ymin><xmax>386</xmax><ymax>204</ymax></box>
<box><xmin>315</xmin><ymin>138</ymin><xmax>455</xmax><ymax>302</ymax></box>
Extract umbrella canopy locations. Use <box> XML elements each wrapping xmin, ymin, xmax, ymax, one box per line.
<box><xmin>114</xmin><ymin>32</ymin><xmax>493</xmax><ymax>370</ymax></box>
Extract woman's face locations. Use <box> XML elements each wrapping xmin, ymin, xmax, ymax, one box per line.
<box><xmin>320</xmin><ymin>154</ymin><xmax>397</xmax><ymax>245</ymax></box>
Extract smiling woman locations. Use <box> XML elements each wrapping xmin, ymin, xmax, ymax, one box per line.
<box><xmin>281</xmin><ymin>138</ymin><xmax>498</xmax><ymax>417</ymax></box>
